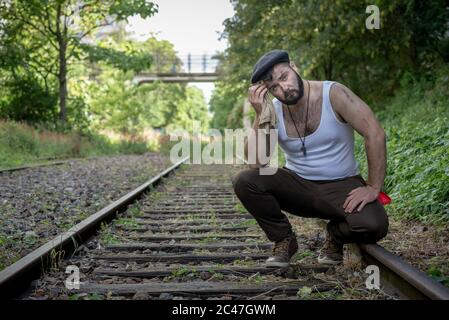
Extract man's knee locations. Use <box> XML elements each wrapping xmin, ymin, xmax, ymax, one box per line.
<box><xmin>348</xmin><ymin>204</ymin><xmax>389</xmax><ymax>243</ymax></box>
<box><xmin>231</xmin><ymin>168</ymin><xmax>259</xmax><ymax>198</ymax></box>
<box><xmin>359</xmin><ymin>208</ymin><xmax>389</xmax><ymax>243</ymax></box>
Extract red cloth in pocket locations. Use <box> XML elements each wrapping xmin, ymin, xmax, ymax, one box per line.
<box><xmin>378</xmin><ymin>191</ymin><xmax>392</xmax><ymax>205</ymax></box>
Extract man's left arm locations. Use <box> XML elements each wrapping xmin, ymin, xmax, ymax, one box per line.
<box><xmin>330</xmin><ymin>82</ymin><xmax>387</xmax><ymax>213</ymax></box>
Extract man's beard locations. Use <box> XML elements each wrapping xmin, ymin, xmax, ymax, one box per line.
<box><xmin>277</xmin><ymin>69</ymin><xmax>304</xmax><ymax>105</ymax></box>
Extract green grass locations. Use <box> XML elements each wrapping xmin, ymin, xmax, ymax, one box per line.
<box><xmin>0</xmin><ymin>233</ymin><xmax>15</xmax><ymax>270</ymax></box>
<box><xmin>127</xmin><ymin>202</ymin><xmax>143</xmax><ymax>217</ymax></box>
<box><xmin>353</xmin><ymin>67</ymin><xmax>449</xmax><ymax>224</ymax></box>
<box><xmin>232</xmin><ymin>219</ymin><xmax>258</xmax><ymax>228</ymax></box>
<box><xmin>99</xmin><ymin>222</ymin><xmax>122</xmax><ymax>245</ymax></box>
<box><xmin>427</xmin><ymin>266</ymin><xmax>449</xmax><ymax>286</ymax></box>
<box><xmin>291</xmin><ymin>250</ymin><xmax>314</xmax><ymax>262</ymax></box>
<box><xmin>234</xmin><ymin>202</ymin><xmax>248</xmax><ymax>215</ymax></box>
<box><xmin>170</xmin><ymin>266</ymin><xmax>196</xmax><ymax>278</ymax></box>
<box><xmin>270</xmin><ymin>67</ymin><xmax>449</xmax><ymax>225</ymax></box>
<box><xmin>115</xmin><ymin>217</ymin><xmax>139</xmax><ymax>228</ymax></box>
<box><xmin>233</xmin><ymin>258</ymin><xmax>257</xmax><ymax>267</ymax></box>
<box><xmin>0</xmin><ymin>120</ymin><xmax>158</xmax><ymax>169</ymax></box>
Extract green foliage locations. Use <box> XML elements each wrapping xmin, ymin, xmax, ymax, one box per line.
<box><xmin>297</xmin><ymin>286</ymin><xmax>313</xmax><ymax>299</ymax></box>
<box><xmin>291</xmin><ymin>250</ymin><xmax>314</xmax><ymax>262</ymax></box>
<box><xmin>83</xmin><ymin>35</ymin><xmax>209</xmax><ymax>135</ymax></box>
<box><xmin>88</xmin><ymin>70</ymin><xmax>209</xmax><ymax>135</ymax></box>
<box><xmin>171</xmin><ymin>267</ymin><xmax>194</xmax><ymax>278</ymax></box>
<box><xmin>81</xmin><ymin>44</ymin><xmax>152</xmax><ymax>73</ymax></box>
<box><xmin>211</xmin><ymin>0</ymin><xmax>449</xmax><ymax>128</ymax></box>
<box><xmin>209</xmin><ymin>82</ymin><xmax>242</xmax><ymax>129</ymax></box>
<box><xmin>80</xmin><ymin>134</ymin><xmax>150</xmax><ymax>156</ymax></box>
<box><xmin>0</xmin><ymin>0</ymin><xmax>209</xmax><ymax>140</ymax></box>
<box><xmin>115</xmin><ymin>218</ymin><xmax>139</xmax><ymax>228</ymax></box>
<box><xmin>233</xmin><ymin>219</ymin><xmax>257</xmax><ymax>227</ymax></box>
<box><xmin>354</xmin><ymin>67</ymin><xmax>449</xmax><ymax>223</ymax></box>
<box><xmin>167</xmin><ymin>85</ymin><xmax>210</xmax><ymax>132</ymax></box>
<box><xmin>209</xmin><ymin>0</ymin><xmax>449</xmax><ymax>225</ymax></box>
<box><xmin>0</xmin><ymin>74</ymin><xmax>58</xmax><ymax>123</ymax></box>
<box><xmin>0</xmin><ymin>120</ymin><xmax>155</xmax><ymax>169</ymax></box>
<box><xmin>108</xmin><ymin>0</ymin><xmax>159</xmax><ymax>21</ymax></box>
<box><xmin>427</xmin><ymin>266</ymin><xmax>449</xmax><ymax>286</ymax></box>
<box><xmin>0</xmin><ymin>0</ymin><xmax>158</xmax><ymax>127</ymax></box>
<box><xmin>99</xmin><ymin>222</ymin><xmax>122</xmax><ymax>245</ymax></box>
<box><xmin>427</xmin><ymin>267</ymin><xmax>449</xmax><ymax>286</ymax></box>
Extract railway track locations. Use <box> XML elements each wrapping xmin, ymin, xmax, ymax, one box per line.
<box><xmin>1</xmin><ymin>159</ymin><xmax>448</xmax><ymax>300</ymax></box>
<box><xmin>0</xmin><ymin>157</ymin><xmax>93</xmax><ymax>174</ymax></box>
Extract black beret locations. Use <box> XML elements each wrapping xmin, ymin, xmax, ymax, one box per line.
<box><xmin>251</xmin><ymin>50</ymin><xmax>290</xmax><ymax>84</ymax></box>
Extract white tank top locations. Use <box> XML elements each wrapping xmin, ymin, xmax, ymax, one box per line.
<box><xmin>273</xmin><ymin>80</ymin><xmax>359</xmax><ymax>180</ymax></box>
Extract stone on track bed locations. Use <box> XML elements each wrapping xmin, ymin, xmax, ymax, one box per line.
<box><xmin>0</xmin><ymin>153</ymin><xmax>171</xmax><ymax>270</ymax></box>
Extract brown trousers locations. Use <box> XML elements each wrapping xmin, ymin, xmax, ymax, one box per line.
<box><xmin>231</xmin><ymin>167</ymin><xmax>389</xmax><ymax>245</ymax></box>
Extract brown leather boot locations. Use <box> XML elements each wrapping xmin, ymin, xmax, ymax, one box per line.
<box><xmin>265</xmin><ymin>233</ymin><xmax>298</xmax><ymax>268</ymax></box>
<box><xmin>317</xmin><ymin>229</ymin><xmax>343</xmax><ymax>265</ymax></box>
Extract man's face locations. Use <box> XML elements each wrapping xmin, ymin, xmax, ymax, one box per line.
<box><xmin>264</xmin><ymin>63</ymin><xmax>304</xmax><ymax>105</ymax></box>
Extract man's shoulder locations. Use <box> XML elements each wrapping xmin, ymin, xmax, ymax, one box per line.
<box><xmin>327</xmin><ymin>80</ymin><xmax>348</xmax><ymax>94</ymax></box>
<box><xmin>313</xmin><ymin>80</ymin><xmax>344</xmax><ymax>90</ymax></box>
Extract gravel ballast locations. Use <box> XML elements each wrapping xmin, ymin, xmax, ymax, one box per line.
<box><xmin>0</xmin><ymin>153</ymin><xmax>171</xmax><ymax>270</ymax></box>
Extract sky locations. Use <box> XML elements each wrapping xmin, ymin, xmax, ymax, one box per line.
<box><xmin>126</xmin><ymin>0</ymin><xmax>235</xmax><ymax>105</ymax></box>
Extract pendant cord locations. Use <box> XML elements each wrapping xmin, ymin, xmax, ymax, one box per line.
<box><xmin>286</xmin><ymin>79</ymin><xmax>310</xmax><ymax>156</ymax></box>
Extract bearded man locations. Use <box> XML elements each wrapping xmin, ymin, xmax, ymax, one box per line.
<box><xmin>232</xmin><ymin>50</ymin><xmax>389</xmax><ymax>267</ymax></box>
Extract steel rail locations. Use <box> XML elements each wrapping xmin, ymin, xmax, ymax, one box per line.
<box><xmin>0</xmin><ymin>155</ymin><xmax>104</xmax><ymax>174</ymax></box>
<box><xmin>0</xmin><ymin>160</ymin><xmax>70</xmax><ymax>173</ymax></box>
<box><xmin>0</xmin><ymin>157</ymin><xmax>189</xmax><ymax>299</ymax></box>
<box><xmin>360</xmin><ymin>243</ymin><xmax>449</xmax><ymax>300</ymax></box>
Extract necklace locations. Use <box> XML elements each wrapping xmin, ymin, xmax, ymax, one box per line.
<box><xmin>285</xmin><ymin>79</ymin><xmax>310</xmax><ymax>156</ymax></box>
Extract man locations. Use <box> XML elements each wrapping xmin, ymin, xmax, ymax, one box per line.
<box><xmin>231</xmin><ymin>50</ymin><xmax>389</xmax><ymax>267</ymax></box>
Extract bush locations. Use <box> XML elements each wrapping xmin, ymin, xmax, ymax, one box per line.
<box><xmin>0</xmin><ymin>120</ymin><xmax>157</xmax><ymax>169</ymax></box>
<box><xmin>354</xmin><ymin>65</ymin><xmax>449</xmax><ymax>224</ymax></box>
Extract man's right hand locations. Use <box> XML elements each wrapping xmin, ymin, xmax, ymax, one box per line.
<box><xmin>248</xmin><ymin>81</ymin><xmax>268</xmax><ymax>116</ymax></box>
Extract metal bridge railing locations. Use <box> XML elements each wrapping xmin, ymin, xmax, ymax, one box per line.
<box><xmin>152</xmin><ymin>53</ymin><xmax>219</xmax><ymax>74</ymax></box>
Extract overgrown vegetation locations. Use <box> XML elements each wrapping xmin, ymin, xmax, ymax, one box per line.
<box><xmin>0</xmin><ymin>120</ymin><xmax>153</xmax><ymax>168</ymax></box>
<box><xmin>211</xmin><ymin>0</ymin><xmax>448</xmax><ymax>224</ymax></box>
<box><xmin>274</xmin><ymin>68</ymin><xmax>449</xmax><ymax>224</ymax></box>
<box><xmin>355</xmin><ymin>68</ymin><xmax>449</xmax><ymax>224</ymax></box>
<box><xmin>211</xmin><ymin>0</ymin><xmax>448</xmax><ymax>128</ymax></box>
<box><xmin>0</xmin><ymin>0</ymin><xmax>210</xmax><ymax>147</ymax></box>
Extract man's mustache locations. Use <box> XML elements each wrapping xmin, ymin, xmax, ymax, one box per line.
<box><xmin>285</xmin><ymin>89</ymin><xmax>299</xmax><ymax>98</ymax></box>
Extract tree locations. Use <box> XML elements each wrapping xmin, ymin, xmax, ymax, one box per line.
<box><xmin>0</xmin><ymin>0</ymin><xmax>158</xmax><ymax>128</ymax></box>
<box><xmin>211</xmin><ymin>0</ymin><xmax>449</xmax><ymax>129</ymax></box>
<box><xmin>86</xmin><ymin>34</ymin><xmax>209</xmax><ymax>135</ymax></box>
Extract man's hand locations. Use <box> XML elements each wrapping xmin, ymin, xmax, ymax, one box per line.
<box><xmin>248</xmin><ymin>81</ymin><xmax>268</xmax><ymax>115</ymax></box>
<box><xmin>343</xmin><ymin>185</ymin><xmax>380</xmax><ymax>213</ymax></box>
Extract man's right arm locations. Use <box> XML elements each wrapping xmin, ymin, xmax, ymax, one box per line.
<box><xmin>244</xmin><ymin>83</ymin><xmax>275</xmax><ymax>168</ymax></box>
